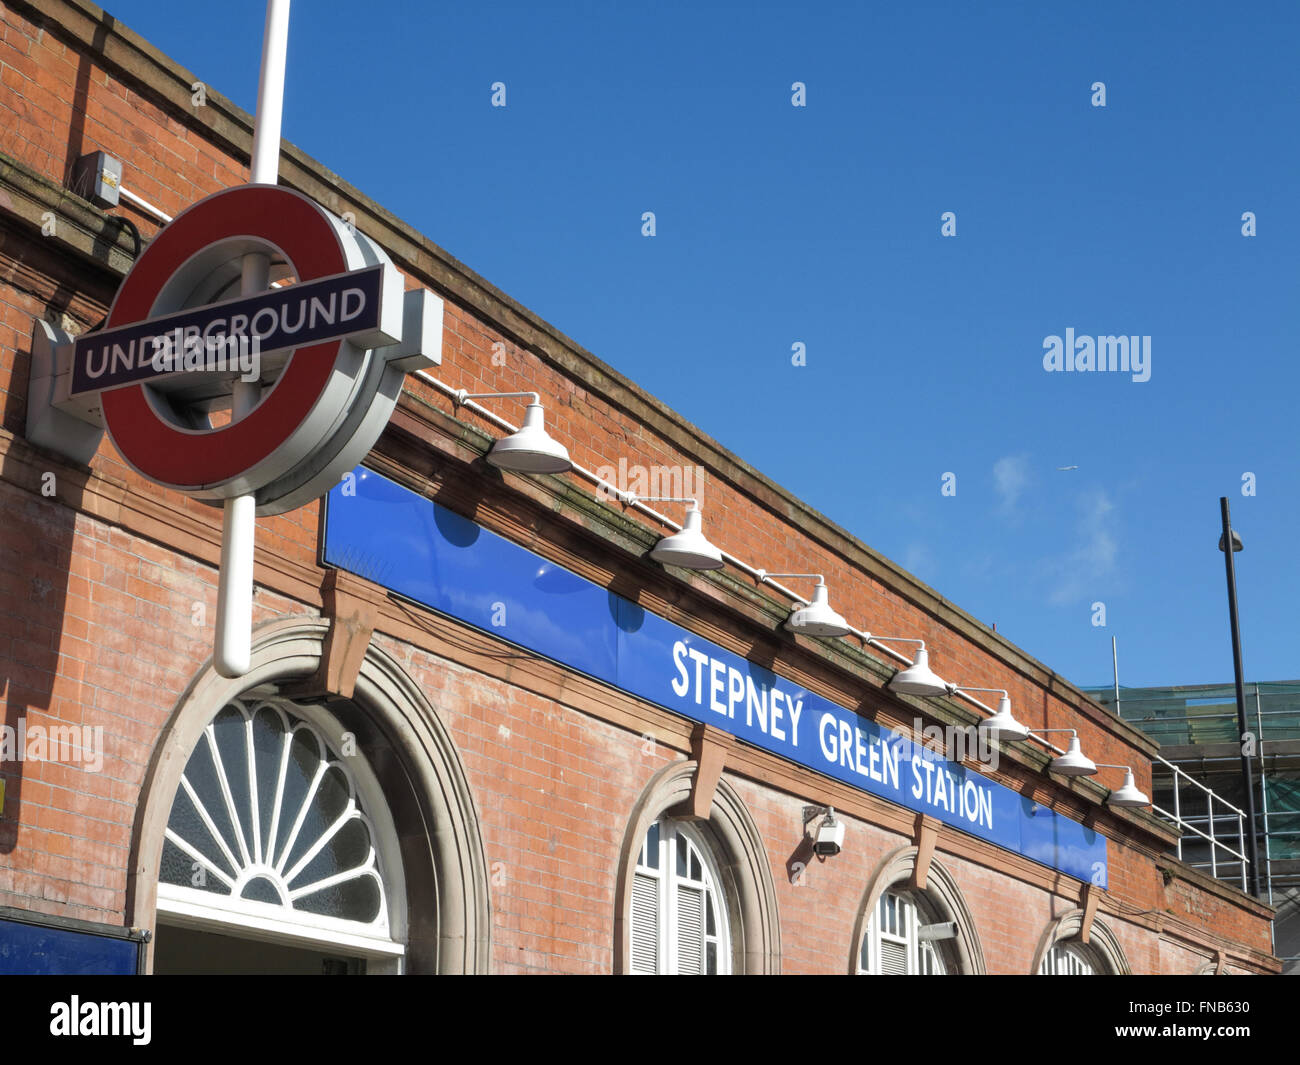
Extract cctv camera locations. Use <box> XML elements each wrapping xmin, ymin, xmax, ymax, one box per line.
<box><xmin>814</xmin><ymin>816</ymin><xmax>845</xmax><ymax>858</ymax></box>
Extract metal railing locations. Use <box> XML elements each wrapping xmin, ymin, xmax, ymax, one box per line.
<box><xmin>1151</xmin><ymin>753</ymin><xmax>1251</xmax><ymax>891</ymax></box>
<box><xmin>1088</xmin><ymin>682</ymin><xmax>1300</xmax><ymax>904</ymax></box>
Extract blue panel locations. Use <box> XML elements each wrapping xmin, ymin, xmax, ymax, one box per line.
<box><xmin>1017</xmin><ymin>796</ymin><xmax>1107</xmax><ymax>885</ymax></box>
<box><xmin>0</xmin><ymin>917</ymin><xmax>138</xmax><ymax>975</ymax></box>
<box><xmin>324</xmin><ymin>468</ymin><xmax>618</xmax><ymax>683</ymax></box>
<box><xmin>323</xmin><ymin>467</ymin><xmax>1108</xmax><ymax>883</ymax></box>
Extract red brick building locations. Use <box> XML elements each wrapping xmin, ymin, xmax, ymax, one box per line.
<box><xmin>0</xmin><ymin>0</ymin><xmax>1279</xmax><ymax>974</ymax></box>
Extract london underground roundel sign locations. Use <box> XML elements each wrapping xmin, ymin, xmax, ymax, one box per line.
<box><xmin>64</xmin><ymin>184</ymin><xmax>438</xmax><ymax>515</ymax></box>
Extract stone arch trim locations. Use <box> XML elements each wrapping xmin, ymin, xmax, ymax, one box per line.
<box><xmin>614</xmin><ymin>760</ymin><xmax>781</xmax><ymax>974</ymax></box>
<box><xmin>1030</xmin><ymin>908</ymin><xmax>1131</xmax><ymax>975</ymax></box>
<box><xmin>127</xmin><ymin>616</ymin><xmax>492</xmax><ymax>973</ymax></box>
<box><xmin>849</xmin><ymin>845</ymin><xmax>986</xmax><ymax>974</ymax></box>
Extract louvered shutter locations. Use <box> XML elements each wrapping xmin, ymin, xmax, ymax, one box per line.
<box><xmin>879</xmin><ymin>938</ymin><xmax>908</xmax><ymax>975</ymax></box>
<box><xmin>675</xmin><ymin>883</ymin><xmax>705</xmax><ymax>975</ymax></box>
<box><xmin>631</xmin><ymin>871</ymin><xmax>659</xmax><ymax>974</ymax></box>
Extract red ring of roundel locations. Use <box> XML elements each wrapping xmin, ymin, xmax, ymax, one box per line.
<box><xmin>100</xmin><ymin>185</ymin><xmax>348</xmax><ymax>490</ymax></box>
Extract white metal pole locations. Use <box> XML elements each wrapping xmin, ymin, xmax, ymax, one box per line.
<box><xmin>248</xmin><ymin>0</ymin><xmax>290</xmax><ymax>187</ymax></box>
<box><xmin>1111</xmin><ymin>636</ymin><xmax>1120</xmax><ymax>715</ymax></box>
<box><xmin>1209</xmin><ymin>794</ymin><xmax>1218</xmax><ymax>880</ymax></box>
<box><xmin>214</xmin><ymin>0</ymin><xmax>290</xmax><ymax>678</ymax></box>
<box><xmin>1253</xmin><ymin>686</ymin><xmax>1274</xmax><ymax>905</ymax></box>
<box><xmin>1172</xmin><ymin>768</ymin><xmax>1183</xmax><ymax>861</ymax></box>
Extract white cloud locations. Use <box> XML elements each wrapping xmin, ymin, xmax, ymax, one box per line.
<box><xmin>902</xmin><ymin>542</ymin><xmax>937</xmax><ymax>580</ymax></box>
<box><xmin>1048</xmin><ymin>489</ymin><xmax>1118</xmax><ymax>605</ymax></box>
<box><xmin>993</xmin><ymin>454</ymin><xmax>1032</xmax><ymax>512</ymax></box>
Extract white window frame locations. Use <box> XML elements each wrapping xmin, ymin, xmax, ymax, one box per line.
<box><xmin>857</xmin><ymin>890</ymin><xmax>946</xmax><ymax>975</ymax></box>
<box><xmin>630</xmin><ymin>819</ymin><xmax>730</xmax><ymax>975</ymax></box>
<box><xmin>1039</xmin><ymin>941</ymin><xmax>1099</xmax><ymax>975</ymax></box>
<box><xmin>155</xmin><ymin>697</ymin><xmax>407</xmax><ymax>970</ymax></box>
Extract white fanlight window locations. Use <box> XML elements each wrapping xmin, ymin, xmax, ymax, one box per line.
<box><xmin>630</xmin><ymin>819</ymin><xmax>730</xmax><ymax>974</ymax></box>
<box><xmin>1040</xmin><ymin>942</ymin><xmax>1097</xmax><ymax>975</ymax></box>
<box><xmin>155</xmin><ymin>697</ymin><xmax>406</xmax><ymax>966</ymax></box>
<box><xmin>858</xmin><ymin>891</ymin><xmax>946</xmax><ymax>975</ymax></box>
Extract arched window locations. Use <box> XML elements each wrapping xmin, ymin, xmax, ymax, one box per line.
<box><xmin>154</xmin><ymin>696</ymin><xmax>406</xmax><ymax>972</ymax></box>
<box><xmin>630</xmin><ymin>819</ymin><xmax>730</xmax><ymax>974</ymax></box>
<box><xmin>1039</xmin><ymin>941</ymin><xmax>1101</xmax><ymax>975</ymax></box>
<box><xmin>615</xmin><ymin>761</ymin><xmax>781</xmax><ymax>974</ymax></box>
<box><xmin>1030</xmin><ymin>910</ymin><xmax>1129</xmax><ymax>975</ymax></box>
<box><xmin>849</xmin><ymin>846</ymin><xmax>984</xmax><ymax>974</ymax></box>
<box><xmin>857</xmin><ymin>890</ymin><xmax>949</xmax><ymax>974</ymax></box>
<box><xmin>134</xmin><ymin>619</ymin><xmax>492</xmax><ymax>973</ymax></box>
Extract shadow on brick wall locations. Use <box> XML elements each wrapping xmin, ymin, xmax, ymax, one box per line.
<box><xmin>0</xmin><ymin>453</ymin><xmax>90</xmax><ymax>857</ymax></box>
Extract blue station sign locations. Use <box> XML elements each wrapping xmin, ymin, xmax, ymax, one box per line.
<box><xmin>322</xmin><ymin>467</ymin><xmax>1108</xmax><ymax>886</ymax></box>
<box><xmin>0</xmin><ymin>911</ymin><xmax>143</xmax><ymax>975</ymax></box>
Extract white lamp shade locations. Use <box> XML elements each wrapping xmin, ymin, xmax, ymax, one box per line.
<box><xmin>486</xmin><ymin>403</ymin><xmax>572</xmax><ymax>474</ymax></box>
<box><xmin>887</xmin><ymin>648</ymin><xmax>948</xmax><ymax>697</ymax></box>
<box><xmin>979</xmin><ymin>695</ymin><xmax>1029</xmax><ymax>741</ymax></box>
<box><xmin>650</xmin><ymin>508</ymin><xmax>724</xmax><ymax>570</ymax></box>
<box><xmin>1107</xmin><ymin>769</ymin><xmax>1150</xmax><ymax>808</ymax></box>
<box><xmin>785</xmin><ymin>582</ymin><xmax>850</xmax><ymax>637</ymax></box>
<box><xmin>1050</xmin><ymin>735</ymin><xmax>1097</xmax><ymax>777</ymax></box>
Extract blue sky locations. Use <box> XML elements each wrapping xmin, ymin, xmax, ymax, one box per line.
<box><xmin>105</xmin><ymin>1</ymin><xmax>1300</xmax><ymax>689</ymax></box>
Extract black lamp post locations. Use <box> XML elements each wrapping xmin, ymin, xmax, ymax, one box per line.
<box><xmin>1219</xmin><ymin>496</ymin><xmax>1261</xmax><ymax>898</ymax></box>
